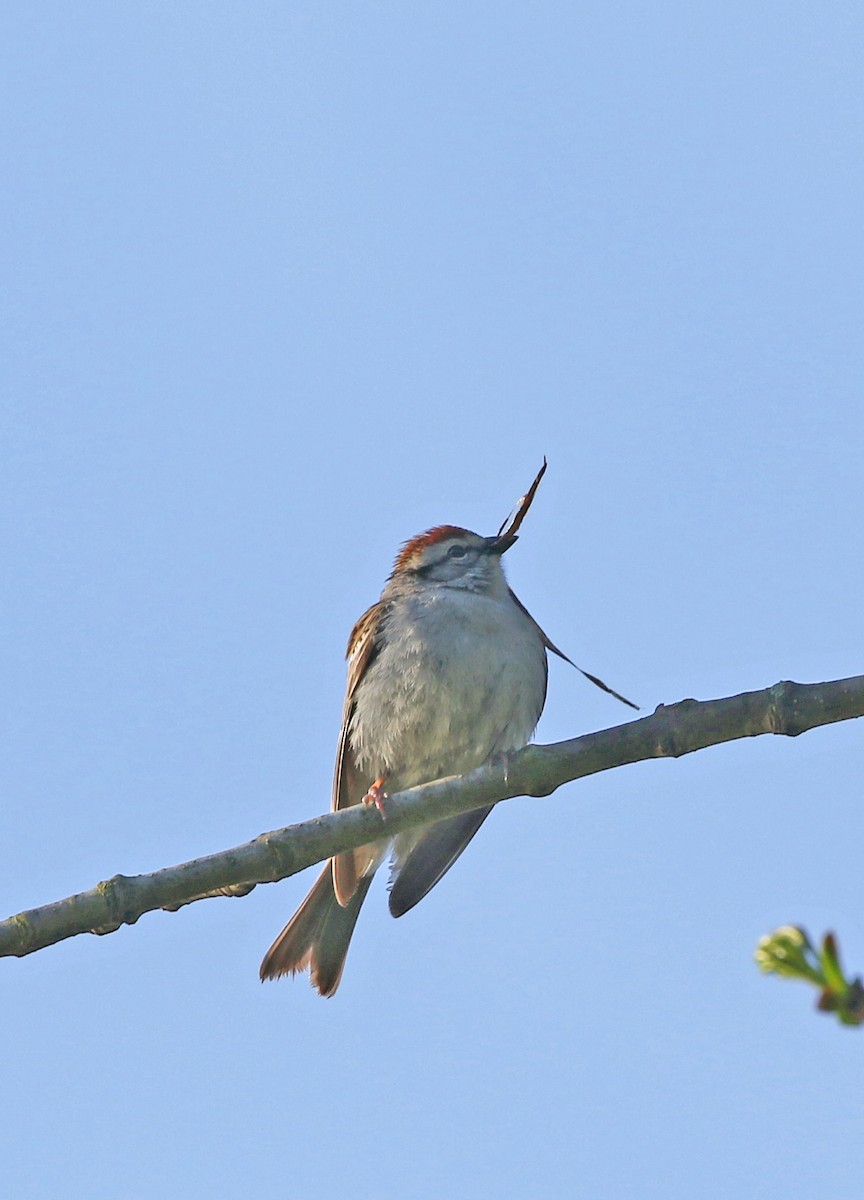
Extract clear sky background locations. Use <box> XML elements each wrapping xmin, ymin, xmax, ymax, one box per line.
<box><xmin>3</xmin><ymin>4</ymin><xmax>863</xmax><ymax>1198</ymax></box>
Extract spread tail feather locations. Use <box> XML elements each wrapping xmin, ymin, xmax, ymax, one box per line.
<box><xmin>388</xmin><ymin>805</ymin><xmax>494</xmax><ymax>918</ymax></box>
<box><xmin>260</xmin><ymin>864</ymin><xmax>373</xmax><ymax>997</ymax></box>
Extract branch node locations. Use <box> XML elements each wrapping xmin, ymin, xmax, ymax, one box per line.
<box><xmin>93</xmin><ymin>874</ymin><xmax>140</xmax><ymax>933</ymax></box>
<box><xmin>768</xmin><ymin>680</ymin><xmax>807</xmax><ymax>737</ymax></box>
<box><xmin>652</xmin><ymin>700</ymin><xmax>698</xmax><ymax>758</ymax></box>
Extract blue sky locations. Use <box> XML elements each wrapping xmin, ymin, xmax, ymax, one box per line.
<box><xmin>3</xmin><ymin>4</ymin><xmax>863</xmax><ymax>1197</ymax></box>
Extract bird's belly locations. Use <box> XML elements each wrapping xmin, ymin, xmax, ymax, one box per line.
<box><xmin>349</xmin><ymin>593</ymin><xmax>546</xmax><ymax>791</ymax></box>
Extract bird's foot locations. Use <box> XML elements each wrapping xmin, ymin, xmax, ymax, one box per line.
<box><xmin>362</xmin><ymin>777</ymin><xmax>389</xmax><ymax>817</ymax></box>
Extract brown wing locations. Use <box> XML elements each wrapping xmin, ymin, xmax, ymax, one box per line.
<box><xmin>331</xmin><ymin>600</ymin><xmax>386</xmax><ymax>905</ymax></box>
<box><xmin>508</xmin><ymin>588</ymin><xmax>639</xmax><ymax>711</ymax></box>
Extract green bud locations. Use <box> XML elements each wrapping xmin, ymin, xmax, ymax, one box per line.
<box><xmin>754</xmin><ymin>926</ymin><xmax>823</xmax><ymax>985</ymax></box>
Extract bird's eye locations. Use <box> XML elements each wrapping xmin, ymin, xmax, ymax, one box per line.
<box><xmin>447</xmin><ymin>543</ymin><xmax>468</xmax><ymax>559</ymax></box>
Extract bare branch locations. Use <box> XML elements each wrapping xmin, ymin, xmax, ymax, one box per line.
<box><xmin>2</xmin><ymin>674</ymin><xmax>862</xmax><ymax>961</ymax></box>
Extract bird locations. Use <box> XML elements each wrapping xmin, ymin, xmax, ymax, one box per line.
<box><xmin>260</xmin><ymin>479</ymin><xmax>634</xmax><ymax>995</ymax></box>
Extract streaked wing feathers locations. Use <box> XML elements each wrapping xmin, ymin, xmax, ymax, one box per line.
<box><xmin>332</xmin><ymin>600</ymin><xmax>387</xmax><ymax>905</ymax></box>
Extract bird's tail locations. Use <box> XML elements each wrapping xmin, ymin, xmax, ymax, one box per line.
<box><xmin>260</xmin><ymin>863</ymin><xmax>373</xmax><ymax>997</ymax></box>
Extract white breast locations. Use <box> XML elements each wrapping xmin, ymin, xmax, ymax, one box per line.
<box><xmin>349</xmin><ymin>586</ymin><xmax>547</xmax><ymax>792</ymax></box>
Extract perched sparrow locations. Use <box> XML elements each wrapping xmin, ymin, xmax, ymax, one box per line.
<box><xmin>260</xmin><ymin>477</ymin><xmax>633</xmax><ymax>996</ymax></box>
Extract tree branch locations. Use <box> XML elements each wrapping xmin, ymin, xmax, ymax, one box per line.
<box><xmin>3</xmin><ymin>674</ymin><xmax>862</xmax><ymax>961</ymax></box>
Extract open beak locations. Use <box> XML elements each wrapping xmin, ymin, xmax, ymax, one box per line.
<box><xmin>485</xmin><ymin>533</ymin><xmax>518</xmax><ymax>556</ymax></box>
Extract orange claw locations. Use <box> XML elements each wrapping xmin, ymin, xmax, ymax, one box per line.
<box><xmin>362</xmin><ymin>777</ymin><xmax>389</xmax><ymax>816</ymax></box>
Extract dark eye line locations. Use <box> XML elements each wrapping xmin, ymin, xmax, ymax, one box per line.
<box><xmin>409</xmin><ymin>544</ymin><xmax>471</xmax><ymax>576</ymax></box>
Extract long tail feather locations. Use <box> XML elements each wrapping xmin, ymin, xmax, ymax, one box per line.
<box><xmin>260</xmin><ymin>865</ymin><xmax>373</xmax><ymax>997</ymax></box>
